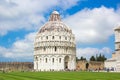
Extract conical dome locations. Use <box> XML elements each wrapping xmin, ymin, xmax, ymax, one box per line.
<box><xmin>39</xmin><ymin>11</ymin><xmax>72</xmax><ymax>33</ymax></box>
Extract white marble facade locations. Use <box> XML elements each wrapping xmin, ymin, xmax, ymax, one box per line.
<box><xmin>34</xmin><ymin>11</ymin><xmax>76</xmax><ymax>71</ymax></box>
<box><xmin>105</xmin><ymin>25</ymin><xmax>120</xmax><ymax>72</ymax></box>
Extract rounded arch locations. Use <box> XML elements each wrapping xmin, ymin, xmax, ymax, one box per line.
<box><xmin>35</xmin><ymin>56</ymin><xmax>38</xmax><ymax>61</ymax></box>
<box><xmin>64</xmin><ymin>56</ymin><xmax>69</xmax><ymax>69</ymax></box>
<box><xmin>86</xmin><ymin>63</ymin><xmax>89</xmax><ymax>70</ymax></box>
<box><xmin>35</xmin><ymin>56</ymin><xmax>38</xmax><ymax>70</ymax></box>
<box><xmin>55</xmin><ymin>46</ymin><xmax>57</xmax><ymax>51</ymax></box>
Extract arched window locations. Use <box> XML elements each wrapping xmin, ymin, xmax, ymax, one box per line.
<box><xmin>52</xmin><ymin>58</ymin><xmax>54</xmax><ymax>63</ymax></box>
<box><xmin>65</xmin><ymin>37</ymin><xmax>67</xmax><ymax>40</ymax></box>
<box><xmin>45</xmin><ymin>58</ymin><xmax>47</xmax><ymax>63</ymax></box>
<box><xmin>59</xmin><ymin>58</ymin><xmax>61</xmax><ymax>63</ymax></box>
<box><xmin>55</xmin><ymin>46</ymin><xmax>57</xmax><ymax>51</ymax></box>
<box><xmin>40</xmin><ymin>58</ymin><xmax>41</xmax><ymax>63</ymax></box>
<box><xmin>66</xmin><ymin>47</ymin><xmax>68</xmax><ymax>52</ymax></box>
<box><xmin>69</xmin><ymin>37</ymin><xmax>71</xmax><ymax>40</ymax></box>
<box><xmin>59</xmin><ymin>36</ymin><xmax>61</xmax><ymax>39</ymax></box>
<box><xmin>44</xmin><ymin>47</ymin><xmax>46</xmax><ymax>51</ymax></box>
<box><xmin>46</xmin><ymin>36</ymin><xmax>48</xmax><ymax>39</ymax></box>
<box><xmin>52</xmin><ymin>36</ymin><xmax>54</xmax><ymax>39</ymax></box>
<box><xmin>35</xmin><ymin>57</ymin><xmax>38</xmax><ymax>61</ymax></box>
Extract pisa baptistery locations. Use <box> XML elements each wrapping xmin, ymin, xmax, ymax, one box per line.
<box><xmin>34</xmin><ymin>11</ymin><xmax>76</xmax><ymax>71</ymax></box>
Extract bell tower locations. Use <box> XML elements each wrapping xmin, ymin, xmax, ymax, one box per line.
<box><xmin>114</xmin><ymin>26</ymin><xmax>120</xmax><ymax>57</ymax></box>
<box><xmin>114</xmin><ymin>25</ymin><xmax>120</xmax><ymax>71</ymax></box>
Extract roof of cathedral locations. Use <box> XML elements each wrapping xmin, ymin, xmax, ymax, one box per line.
<box><xmin>39</xmin><ymin>11</ymin><xmax>72</xmax><ymax>33</ymax></box>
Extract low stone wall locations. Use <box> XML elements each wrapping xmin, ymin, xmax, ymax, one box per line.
<box><xmin>76</xmin><ymin>61</ymin><xmax>104</xmax><ymax>71</ymax></box>
<box><xmin>0</xmin><ymin>62</ymin><xmax>33</xmax><ymax>71</ymax></box>
<box><xmin>0</xmin><ymin>61</ymin><xmax>104</xmax><ymax>71</ymax></box>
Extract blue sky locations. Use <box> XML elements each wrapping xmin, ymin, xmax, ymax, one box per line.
<box><xmin>0</xmin><ymin>0</ymin><xmax>120</xmax><ymax>62</ymax></box>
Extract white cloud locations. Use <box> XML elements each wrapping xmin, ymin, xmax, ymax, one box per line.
<box><xmin>0</xmin><ymin>0</ymin><xmax>80</xmax><ymax>61</ymax></box>
<box><xmin>1</xmin><ymin>2</ymin><xmax>120</xmax><ymax>61</ymax></box>
<box><xmin>77</xmin><ymin>47</ymin><xmax>112</xmax><ymax>59</ymax></box>
<box><xmin>64</xmin><ymin>6</ymin><xmax>120</xmax><ymax>44</ymax></box>
<box><xmin>0</xmin><ymin>32</ymin><xmax>36</xmax><ymax>61</ymax></box>
<box><xmin>57</xmin><ymin>0</ymin><xmax>79</xmax><ymax>10</ymax></box>
<box><xmin>0</xmin><ymin>0</ymin><xmax>79</xmax><ymax>36</ymax></box>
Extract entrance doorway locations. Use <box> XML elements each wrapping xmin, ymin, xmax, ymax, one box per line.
<box><xmin>86</xmin><ymin>63</ymin><xmax>89</xmax><ymax>70</ymax></box>
<box><xmin>64</xmin><ymin>56</ymin><xmax>69</xmax><ymax>69</ymax></box>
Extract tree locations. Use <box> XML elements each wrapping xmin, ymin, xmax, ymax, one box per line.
<box><xmin>76</xmin><ymin>56</ymin><xmax>86</xmax><ymax>61</ymax></box>
<box><xmin>89</xmin><ymin>54</ymin><xmax>107</xmax><ymax>62</ymax></box>
<box><xmin>80</xmin><ymin>56</ymin><xmax>84</xmax><ymax>60</ymax></box>
<box><xmin>90</xmin><ymin>56</ymin><xmax>96</xmax><ymax>61</ymax></box>
<box><xmin>80</xmin><ymin>56</ymin><xmax>86</xmax><ymax>61</ymax></box>
<box><xmin>96</xmin><ymin>54</ymin><xmax>107</xmax><ymax>62</ymax></box>
<box><xmin>101</xmin><ymin>55</ymin><xmax>107</xmax><ymax>61</ymax></box>
<box><xmin>97</xmin><ymin>54</ymin><xmax>102</xmax><ymax>61</ymax></box>
<box><xmin>76</xmin><ymin>57</ymin><xmax>79</xmax><ymax>61</ymax></box>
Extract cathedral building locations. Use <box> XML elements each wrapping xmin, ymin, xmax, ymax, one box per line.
<box><xmin>34</xmin><ymin>11</ymin><xmax>76</xmax><ymax>71</ymax></box>
<box><xmin>104</xmin><ymin>25</ymin><xmax>120</xmax><ymax>72</ymax></box>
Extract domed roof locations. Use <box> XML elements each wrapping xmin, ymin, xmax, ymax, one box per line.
<box><xmin>39</xmin><ymin>11</ymin><xmax>72</xmax><ymax>33</ymax></box>
<box><xmin>52</xmin><ymin>11</ymin><xmax>59</xmax><ymax>14</ymax></box>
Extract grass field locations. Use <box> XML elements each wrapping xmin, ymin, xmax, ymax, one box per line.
<box><xmin>0</xmin><ymin>71</ymin><xmax>120</xmax><ymax>80</ymax></box>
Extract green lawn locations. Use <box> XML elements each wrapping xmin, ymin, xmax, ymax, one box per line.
<box><xmin>0</xmin><ymin>71</ymin><xmax>120</xmax><ymax>80</ymax></box>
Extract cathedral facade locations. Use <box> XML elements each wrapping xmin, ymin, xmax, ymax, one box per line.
<box><xmin>34</xmin><ymin>11</ymin><xmax>76</xmax><ymax>71</ymax></box>
<box><xmin>104</xmin><ymin>25</ymin><xmax>120</xmax><ymax>72</ymax></box>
